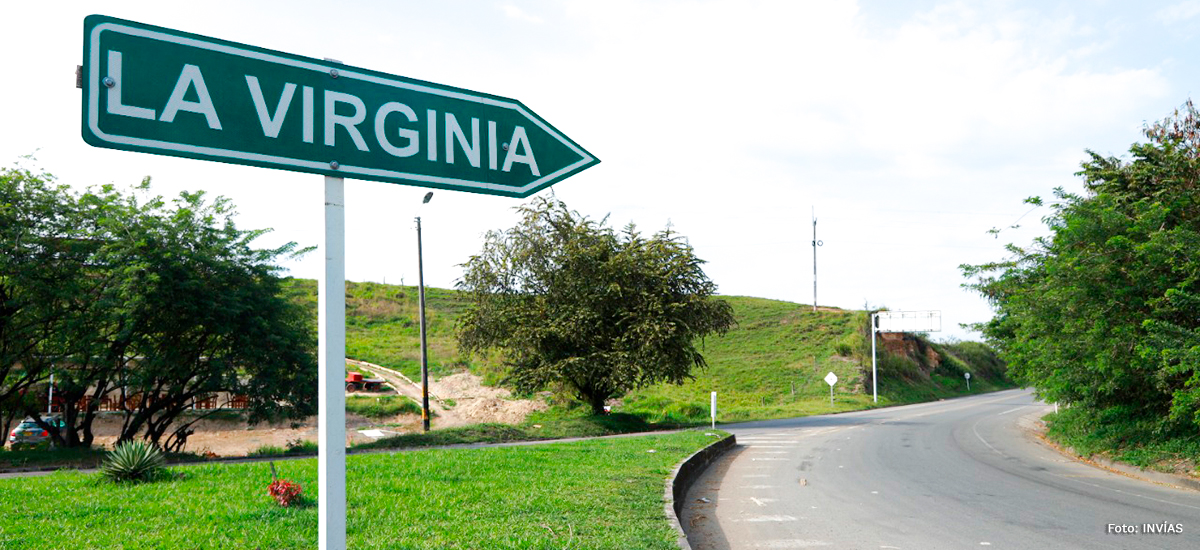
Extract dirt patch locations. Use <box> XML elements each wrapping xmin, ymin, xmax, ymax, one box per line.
<box><xmin>429</xmin><ymin>372</ymin><xmax>547</xmax><ymax>425</ymax></box>
<box><xmin>79</xmin><ymin>366</ymin><xmax>545</xmax><ymax>457</ymax></box>
<box><xmin>353</xmin><ymin>361</ymin><xmax>548</xmax><ymax>429</ymax></box>
<box><xmin>86</xmin><ymin>413</ymin><xmax>320</xmax><ymax>457</ymax></box>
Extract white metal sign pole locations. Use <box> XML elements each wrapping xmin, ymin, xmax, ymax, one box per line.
<box><xmin>871</xmin><ymin>313</ymin><xmax>878</xmax><ymax>404</ymax></box>
<box><xmin>318</xmin><ymin>175</ymin><xmax>347</xmax><ymax>550</ymax></box>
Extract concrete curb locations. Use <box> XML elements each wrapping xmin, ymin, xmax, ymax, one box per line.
<box><xmin>663</xmin><ymin>433</ymin><xmax>737</xmax><ymax>550</ymax></box>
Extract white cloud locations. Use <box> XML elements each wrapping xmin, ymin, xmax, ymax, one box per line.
<box><xmin>1157</xmin><ymin>1</ymin><xmax>1200</xmax><ymax>23</ymax></box>
<box><xmin>502</xmin><ymin>4</ymin><xmax>545</xmax><ymax>24</ymax></box>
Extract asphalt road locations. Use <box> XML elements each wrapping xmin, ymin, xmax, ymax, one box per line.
<box><xmin>681</xmin><ymin>389</ymin><xmax>1200</xmax><ymax>549</ymax></box>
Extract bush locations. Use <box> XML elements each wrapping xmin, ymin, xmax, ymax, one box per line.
<box><xmin>267</xmin><ymin>479</ymin><xmax>304</xmax><ymax>507</ymax></box>
<box><xmin>100</xmin><ymin>440</ymin><xmax>166</xmax><ymax>483</ymax></box>
<box><xmin>248</xmin><ymin>445</ymin><xmax>286</xmax><ymax>457</ymax></box>
<box><xmin>345</xmin><ymin>395</ymin><xmax>424</xmax><ymax>418</ymax></box>
<box><xmin>285</xmin><ymin>439</ymin><xmax>317</xmax><ymax>455</ymax></box>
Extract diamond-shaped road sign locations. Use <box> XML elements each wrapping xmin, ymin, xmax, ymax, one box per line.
<box><xmin>82</xmin><ymin>14</ymin><xmax>598</xmax><ymax>198</ymax></box>
<box><xmin>824</xmin><ymin>372</ymin><xmax>838</xmax><ymax>386</ymax></box>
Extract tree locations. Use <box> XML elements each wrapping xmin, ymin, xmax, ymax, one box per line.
<box><xmin>91</xmin><ymin>188</ymin><xmax>316</xmax><ymax>450</ymax></box>
<box><xmin>0</xmin><ymin>163</ymin><xmax>103</xmax><ymax>443</ymax></box>
<box><xmin>457</xmin><ymin>197</ymin><xmax>735</xmax><ymax>414</ymax></box>
<box><xmin>1</xmin><ymin>164</ymin><xmax>316</xmax><ymax>450</ymax></box>
<box><xmin>962</xmin><ymin>100</ymin><xmax>1200</xmax><ymax>430</ymax></box>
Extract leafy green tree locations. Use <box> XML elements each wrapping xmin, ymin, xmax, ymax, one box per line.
<box><xmin>94</xmin><ymin>189</ymin><xmax>316</xmax><ymax>450</ymax></box>
<box><xmin>0</xmin><ymin>163</ymin><xmax>105</xmax><ymax>444</ymax></box>
<box><xmin>457</xmin><ymin>197</ymin><xmax>735</xmax><ymax>414</ymax></box>
<box><xmin>2</xmin><ymin>164</ymin><xmax>316</xmax><ymax>450</ymax></box>
<box><xmin>963</xmin><ymin>100</ymin><xmax>1200</xmax><ymax>430</ymax></box>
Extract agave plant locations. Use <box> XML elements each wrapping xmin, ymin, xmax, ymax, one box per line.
<box><xmin>100</xmin><ymin>440</ymin><xmax>167</xmax><ymax>482</ymax></box>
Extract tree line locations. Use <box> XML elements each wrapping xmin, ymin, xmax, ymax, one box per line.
<box><xmin>1</xmin><ymin>163</ymin><xmax>315</xmax><ymax>451</ymax></box>
<box><xmin>963</xmin><ymin>101</ymin><xmax>1200</xmax><ymax>435</ymax></box>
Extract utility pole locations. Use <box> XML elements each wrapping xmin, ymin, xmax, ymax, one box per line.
<box><xmin>416</xmin><ymin>192</ymin><xmax>433</xmax><ymax>432</ymax></box>
<box><xmin>812</xmin><ymin>207</ymin><xmax>819</xmax><ymax>313</ymax></box>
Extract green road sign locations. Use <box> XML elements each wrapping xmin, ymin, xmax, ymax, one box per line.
<box><xmin>81</xmin><ymin>15</ymin><xmax>598</xmax><ymax>198</ymax></box>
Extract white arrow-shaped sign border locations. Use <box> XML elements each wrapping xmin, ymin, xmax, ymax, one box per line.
<box><xmin>85</xmin><ymin>19</ymin><xmax>597</xmax><ymax>198</ymax></box>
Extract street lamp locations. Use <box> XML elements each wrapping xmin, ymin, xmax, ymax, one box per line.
<box><xmin>416</xmin><ymin>192</ymin><xmax>433</xmax><ymax>432</ymax></box>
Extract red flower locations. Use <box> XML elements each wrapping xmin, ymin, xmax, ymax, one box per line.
<box><xmin>267</xmin><ymin>479</ymin><xmax>303</xmax><ymax>507</ymax></box>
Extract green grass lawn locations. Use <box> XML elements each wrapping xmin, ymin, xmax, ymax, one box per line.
<box><xmin>0</xmin><ymin>431</ymin><xmax>719</xmax><ymax>549</ymax></box>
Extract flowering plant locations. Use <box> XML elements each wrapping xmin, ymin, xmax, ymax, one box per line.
<box><xmin>267</xmin><ymin>479</ymin><xmax>303</xmax><ymax>507</ymax></box>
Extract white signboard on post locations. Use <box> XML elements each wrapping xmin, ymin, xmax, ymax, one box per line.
<box><xmin>870</xmin><ymin>310</ymin><xmax>942</xmax><ymax>405</ymax></box>
<box><xmin>824</xmin><ymin>372</ymin><xmax>837</xmax><ymax>405</ymax></box>
<box><xmin>875</xmin><ymin>310</ymin><xmax>942</xmax><ymax>333</ymax></box>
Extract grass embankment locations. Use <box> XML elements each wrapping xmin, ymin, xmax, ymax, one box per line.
<box><xmin>284</xmin><ymin>278</ymin><xmax>500</xmax><ymax>383</ymax></box>
<box><xmin>286</xmin><ymin>280</ymin><xmax>1011</xmax><ymax>425</ymax></box>
<box><xmin>622</xmin><ymin>297</ymin><xmax>1013</xmax><ymax>423</ymax></box>
<box><xmin>0</xmin><ymin>431</ymin><xmax>720</xmax><ymax>549</ymax></box>
<box><xmin>1043</xmin><ymin>407</ymin><xmax>1200</xmax><ymax>478</ymax></box>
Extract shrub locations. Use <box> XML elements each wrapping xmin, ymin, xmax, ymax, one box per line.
<box><xmin>100</xmin><ymin>440</ymin><xmax>166</xmax><ymax>483</ymax></box>
<box><xmin>267</xmin><ymin>479</ymin><xmax>304</xmax><ymax>507</ymax></box>
<box><xmin>248</xmin><ymin>445</ymin><xmax>286</xmax><ymax>457</ymax></box>
<box><xmin>345</xmin><ymin>395</ymin><xmax>424</xmax><ymax>418</ymax></box>
<box><xmin>285</xmin><ymin>439</ymin><xmax>317</xmax><ymax>455</ymax></box>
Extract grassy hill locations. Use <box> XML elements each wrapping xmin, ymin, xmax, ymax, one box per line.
<box><xmin>283</xmin><ymin>279</ymin><xmax>1011</xmax><ymax>422</ymax></box>
<box><xmin>283</xmin><ymin>279</ymin><xmax>500</xmax><ymax>382</ymax></box>
<box><xmin>621</xmin><ymin>298</ymin><xmax>1012</xmax><ymax>422</ymax></box>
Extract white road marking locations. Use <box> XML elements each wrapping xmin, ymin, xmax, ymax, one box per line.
<box><xmin>754</xmin><ymin>541</ymin><xmax>832</xmax><ymax>548</ymax></box>
<box><xmin>998</xmin><ymin>406</ymin><xmax>1025</xmax><ymax>415</ymax></box>
<box><xmin>749</xmin><ymin>497</ymin><xmax>777</xmax><ymax>507</ymax></box>
<box><xmin>743</xmin><ymin>515</ymin><xmax>798</xmax><ymax>522</ymax></box>
<box><xmin>971</xmin><ymin>418</ymin><xmax>1004</xmax><ymax>456</ymax></box>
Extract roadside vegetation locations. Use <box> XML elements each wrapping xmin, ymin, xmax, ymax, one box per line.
<box><xmin>0</xmin><ymin>431</ymin><xmax>720</xmax><ymax>549</ymax></box>
<box><xmin>279</xmin><ymin>284</ymin><xmax>1010</xmax><ymax>431</ymax></box>
<box><xmin>963</xmin><ymin>99</ymin><xmax>1200</xmax><ymax>476</ymax></box>
<box><xmin>622</xmin><ymin>297</ymin><xmax>1012</xmax><ymax>423</ymax></box>
<box><xmin>345</xmin><ymin>395</ymin><xmax>423</xmax><ymax>419</ymax></box>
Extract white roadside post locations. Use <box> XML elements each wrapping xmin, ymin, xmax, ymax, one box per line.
<box><xmin>710</xmin><ymin>391</ymin><xmax>717</xmax><ymax>429</ymax></box>
<box><xmin>965</xmin><ymin>372</ymin><xmax>971</xmax><ymax>391</ymax></box>
<box><xmin>318</xmin><ymin>175</ymin><xmax>347</xmax><ymax>550</ymax></box>
<box><xmin>824</xmin><ymin>371</ymin><xmax>838</xmax><ymax>406</ymax></box>
<box><xmin>870</xmin><ymin>312</ymin><xmax>878</xmax><ymax>403</ymax></box>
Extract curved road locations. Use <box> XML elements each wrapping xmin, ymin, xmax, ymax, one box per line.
<box><xmin>682</xmin><ymin>389</ymin><xmax>1200</xmax><ymax>549</ymax></box>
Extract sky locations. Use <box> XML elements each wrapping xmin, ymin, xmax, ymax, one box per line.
<box><xmin>3</xmin><ymin>0</ymin><xmax>1198</xmax><ymax>341</ymax></box>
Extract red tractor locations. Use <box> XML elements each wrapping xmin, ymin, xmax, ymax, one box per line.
<box><xmin>345</xmin><ymin>372</ymin><xmax>386</xmax><ymax>392</ymax></box>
